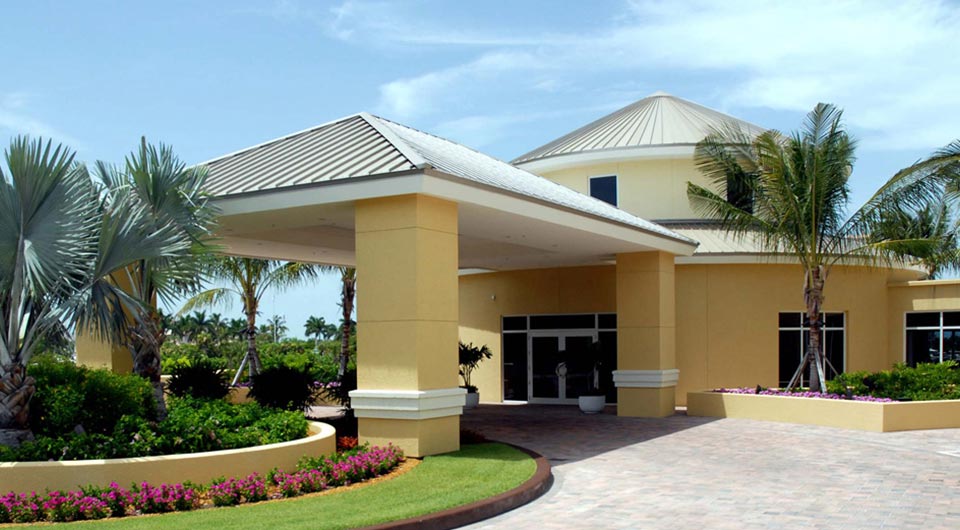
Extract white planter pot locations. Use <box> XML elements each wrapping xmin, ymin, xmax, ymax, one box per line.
<box><xmin>464</xmin><ymin>392</ymin><xmax>480</xmax><ymax>409</ymax></box>
<box><xmin>578</xmin><ymin>395</ymin><xmax>606</xmax><ymax>414</ymax></box>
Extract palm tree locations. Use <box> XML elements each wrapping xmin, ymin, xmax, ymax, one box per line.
<box><xmin>304</xmin><ymin>315</ymin><xmax>330</xmax><ymax>351</ymax></box>
<box><xmin>322</xmin><ymin>267</ymin><xmax>356</xmax><ymax>377</ymax></box>
<box><xmin>0</xmin><ymin>136</ymin><xmax>197</xmax><ymax>444</ymax></box>
<box><xmin>687</xmin><ymin>104</ymin><xmax>954</xmax><ymax>392</ymax></box>
<box><xmin>266</xmin><ymin>314</ymin><xmax>287</xmax><ymax>342</ymax></box>
<box><xmin>93</xmin><ymin>138</ymin><xmax>216</xmax><ymax>417</ymax></box>
<box><xmin>227</xmin><ymin>318</ymin><xmax>247</xmax><ymax>341</ymax></box>
<box><xmin>180</xmin><ymin>257</ymin><xmax>318</xmax><ymax>380</ymax></box>
<box><xmin>873</xmin><ymin>201</ymin><xmax>960</xmax><ymax>279</ymax></box>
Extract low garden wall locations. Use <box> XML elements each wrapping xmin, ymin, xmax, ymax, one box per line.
<box><xmin>228</xmin><ymin>387</ymin><xmax>339</xmax><ymax>406</ymax></box>
<box><xmin>687</xmin><ymin>391</ymin><xmax>960</xmax><ymax>432</ymax></box>
<box><xmin>0</xmin><ymin>421</ymin><xmax>335</xmax><ymax>492</ymax></box>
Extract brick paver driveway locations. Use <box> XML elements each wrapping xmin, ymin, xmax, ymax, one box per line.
<box><xmin>461</xmin><ymin>405</ymin><xmax>960</xmax><ymax>530</ymax></box>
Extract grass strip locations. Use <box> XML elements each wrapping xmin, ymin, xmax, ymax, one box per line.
<box><xmin>84</xmin><ymin>443</ymin><xmax>535</xmax><ymax>530</ymax></box>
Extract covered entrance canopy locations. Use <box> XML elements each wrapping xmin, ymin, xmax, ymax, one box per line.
<box><xmin>201</xmin><ymin>112</ymin><xmax>698</xmax><ymax>456</ymax></box>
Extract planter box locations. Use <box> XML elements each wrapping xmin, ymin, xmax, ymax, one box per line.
<box><xmin>687</xmin><ymin>391</ymin><xmax>960</xmax><ymax>432</ymax></box>
<box><xmin>0</xmin><ymin>422</ymin><xmax>335</xmax><ymax>492</ymax></box>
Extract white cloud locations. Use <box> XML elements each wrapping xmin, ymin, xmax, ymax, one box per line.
<box><xmin>0</xmin><ymin>92</ymin><xmax>81</xmax><ymax>148</ymax></box>
<box><xmin>360</xmin><ymin>0</ymin><xmax>960</xmax><ymax>151</ymax></box>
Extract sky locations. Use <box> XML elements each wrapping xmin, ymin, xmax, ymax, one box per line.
<box><xmin>3</xmin><ymin>0</ymin><xmax>959</xmax><ymax>337</ymax></box>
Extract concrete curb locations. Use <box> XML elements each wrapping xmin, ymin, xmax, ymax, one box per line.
<box><xmin>359</xmin><ymin>442</ymin><xmax>553</xmax><ymax>530</ymax></box>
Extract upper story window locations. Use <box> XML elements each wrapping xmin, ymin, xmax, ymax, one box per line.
<box><xmin>589</xmin><ymin>175</ymin><xmax>618</xmax><ymax>207</ymax></box>
<box><xmin>905</xmin><ymin>311</ymin><xmax>960</xmax><ymax>365</ymax></box>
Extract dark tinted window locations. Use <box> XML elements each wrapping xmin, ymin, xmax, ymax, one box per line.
<box><xmin>906</xmin><ymin>312</ymin><xmax>940</xmax><ymax>328</ymax></box>
<box><xmin>778</xmin><ymin>313</ymin><xmax>802</xmax><ymax>328</ymax></box>
<box><xmin>906</xmin><ymin>329</ymin><xmax>939</xmax><ymax>365</ymax></box>
<box><xmin>529</xmin><ymin>314</ymin><xmax>596</xmax><ymax>330</ymax></box>
<box><xmin>598</xmin><ymin>314</ymin><xmax>617</xmax><ymax>329</ymax></box>
<box><xmin>824</xmin><ymin>313</ymin><xmax>844</xmax><ymax>328</ymax></box>
<box><xmin>589</xmin><ymin>175</ymin><xmax>617</xmax><ymax>206</ymax></box>
<box><xmin>502</xmin><ymin>316</ymin><xmax>527</xmax><ymax>331</ymax></box>
<box><xmin>944</xmin><ymin>312</ymin><xmax>960</xmax><ymax>327</ymax></box>
<box><xmin>502</xmin><ymin>333</ymin><xmax>528</xmax><ymax>400</ymax></box>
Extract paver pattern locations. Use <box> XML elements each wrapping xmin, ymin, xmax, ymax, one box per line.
<box><xmin>461</xmin><ymin>404</ymin><xmax>960</xmax><ymax>530</ymax></box>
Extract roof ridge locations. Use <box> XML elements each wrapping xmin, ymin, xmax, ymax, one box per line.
<box><xmin>511</xmin><ymin>92</ymin><xmax>766</xmax><ymax>166</ymax></box>
<box><xmin>359</xmin><ymin>112</ymin><xmax>430</xmax><ymax>170</ymax></box>
<box><xmin>194</xmin><ymin>113</ymin><xmax>368</xmax><ymax>167</ymax></box>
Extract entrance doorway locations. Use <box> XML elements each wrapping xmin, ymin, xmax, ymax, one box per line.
<box><xmin>529</xmin><ymin>332</ymin><xmax>596</xmax><ymax>404</ymax></box>
<box><xmin>502</xmin><ymin>313</ymin><xmax>617</xmax><ymax>404</ymax></box>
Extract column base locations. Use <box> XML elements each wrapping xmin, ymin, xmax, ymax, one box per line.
<box><xmin>349</xmin><ymin>387</ymin><xmax>465</xmax><ymax>457</ymax></box>
<box><xmin>359</xmin><ymin>416</ymin><xmax>460</xmax><ymax>457</ymax></box>
<box><xmin>617</xmin><ymin>387</ymin><xmax>676</xmax><ymax>418</ymax></box>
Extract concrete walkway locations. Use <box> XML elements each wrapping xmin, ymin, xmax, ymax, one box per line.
<box><xmin>461</xmin><ymin>404</ymin><xmax>960</xmax><ymax>530</ymax></box>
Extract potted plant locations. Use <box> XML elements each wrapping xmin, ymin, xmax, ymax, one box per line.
<box><xmin>577</xmin><ymin>341</ymin><xmax>606</xmax><ymax>414</ymax></box>
<box><xmin>459</xmin><ymin>341</ymin><xmax>492</xmax><ymax>409</ymax></box>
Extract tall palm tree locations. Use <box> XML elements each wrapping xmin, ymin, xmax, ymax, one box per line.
<box><xmin>94</xmin><ymin>138</ymin><xmax>217</xmax><ymax>418</ymax></box>
<box><xmin>180</xmin><ymin>257</ymin><xmax>318</xmax><ymax>380</ymax></box>
<box><xmin>0</xmin><ymin>137</ymin><xmax>196</xmax><ymax>444</ymax></box>
<box><xmin>687</xmin><ymin>104</ymin><xmax>954</xmax><ymax>392</ymax></box>
<box><xmin>322</xmin><ymin>267</ymin><xmax>356</xmax><ymax>377</ymax></box>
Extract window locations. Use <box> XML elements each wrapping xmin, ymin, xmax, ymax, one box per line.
<box><xmin>589</xmin><ymin>175</ymin><xmax>617</xmax><ymax>206</ymax></box>
<box><xmin>778</xmin><ymin>312</ymin><xmax>845</xmax><ymax>387</ymax></box>
<box><xmin>905</xmin><ymin>312</ymin><xmax>960</xmax><ymax>366</ymax></box>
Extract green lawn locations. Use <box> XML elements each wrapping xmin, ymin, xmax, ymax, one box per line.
<box><xmin>85</xmin><ymin>443</ymin><xmax>536</xmax><ymax>530</ymax></box>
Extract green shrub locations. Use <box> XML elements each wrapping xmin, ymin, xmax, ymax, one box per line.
<box><xmin>827</xmin><ymin>362</ymin><xmax>960</xmax><ymax>401</ymax></box>
<box><xmin>249</xmin><ymin>365</ymin><xmax>319</xmax><ymax>411</ymax></box>
<box><xmin>167</xmin><ymin>360</ymin><xmax>230</xmax><ymax>400</ymax></box>
<box><xmin>28</xmin><ymin>358</ymin><xmax>154</xmax><ymax>437</ymax></box>
<box><xmin>260</xmin><ymin>341</ymin><xmax>341</xmax><ymax>383</ymax></box>
<box><xmin>2</xmin><ymin>398</ymin><xmax>307</xmax><ymax>462</ymax></box>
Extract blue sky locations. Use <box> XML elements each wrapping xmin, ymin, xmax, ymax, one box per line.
<box><xmin>3</xmin><ymin>0</ymin><xmax>959</xmax><ymax>337</ymax></box>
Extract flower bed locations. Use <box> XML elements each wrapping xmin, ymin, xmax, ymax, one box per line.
<box><xmin>0</xmin><ymin>422</ymin><xmax>335</xmax><ymax>493</ymax></box>
<box><xmin>0</xmin><ymin>444</ymin><xmax>403</xmax><ymax>524</ymax></box>
<box><xmin>716</xmin><ymin>387</ymin><xmax>895</xmax><ymax>402</ymax></box>
<box><xmin>688</xmin><ymin>390</ymin><xmax>960</xmax><ymax>432</ymax></box>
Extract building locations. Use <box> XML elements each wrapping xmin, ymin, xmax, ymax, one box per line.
<box><xmin>77</xmin><ymin>92</ymin><xmax>960</xmax><ymax>457</ymax></box>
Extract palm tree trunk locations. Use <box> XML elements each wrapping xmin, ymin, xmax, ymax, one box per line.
<box><xmin>0</xmin><ymin>363</ymin><xmax>35</xmax><ymax>446</ymax></box>
<box><xmin>338</xmin><ymin>276</ymin><xmax>355</xmax><ymax>378</ymax></box>
<box><xmin>130</xmin><ymin>313</ymin><xmax>168</xmax><ymax>420</ymax></box>
<box><xmin>804</xmin><ymin>267</ymin><xmax>828</xmax><ymax>393</ymax></box>
<box><xmin>245</xmin><ymin>310</ymin><xmax>261</xmax><ymax>379</ymax></box>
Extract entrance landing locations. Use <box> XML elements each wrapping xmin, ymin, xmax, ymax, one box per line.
<box><xmin>462</xmin><ymin>405</ymin><xmax>960</xmax><ymax>529</ymax></box>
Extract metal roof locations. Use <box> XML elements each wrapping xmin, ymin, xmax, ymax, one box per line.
<box><xmin>661</xmin><ymin>221</ymin><xmax>771</xmax><ymax>255</ymax></box>
<box><xmin>512</xmin><ymin>91</ymin><xmax>765</xmax><ymax>166</ymax></box>
<box><xmin>201</xmin><ymin>113</ymin><xmax>696</xmax><ymax>245</ymax></box>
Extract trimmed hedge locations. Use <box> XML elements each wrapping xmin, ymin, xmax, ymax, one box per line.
<box><xmin>826</xmin><ymin>361</ymin><xmax>960</xmax><ymax>401</ymax></box>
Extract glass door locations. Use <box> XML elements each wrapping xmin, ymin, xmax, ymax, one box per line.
<box><xmin>528</xmin><ymin>332</ymin><xmax>596</xmax><ymax>404</ymax></box>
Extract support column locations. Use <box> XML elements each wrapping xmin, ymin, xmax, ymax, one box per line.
<box><xmin>613</xmin><ymin>251</ymin><xmax>678</xmax><ymax>417</ymax></box>
<box><xmin>75</xmin><ymin>331</ymin><xmax>133</xmax><ymax>373</ymax></box>
<box><xmin>349</xmin><ymin>194</ymin><xmax>463</xmax><ymax>457</ymax></box>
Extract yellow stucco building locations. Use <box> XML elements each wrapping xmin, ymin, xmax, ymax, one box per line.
<box><xmin>77</xmin><ymin>92</ymin><xmax>960</xmax><ymax>457</ymax></box>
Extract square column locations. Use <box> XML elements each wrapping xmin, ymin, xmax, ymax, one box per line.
<box><xmin>613</xmin><ymin>251</ymin><xmax>678</xmax><ymax>417</ymax></box>
<box><xmin>349</xmin><ymin>194</ymin><xmax>464</xmax><ymax>457</ymax></box>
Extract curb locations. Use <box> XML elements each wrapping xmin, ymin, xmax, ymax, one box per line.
<box><xmin>359</xmin><ymin>442</ymin><xmax>553</xmax><ymax>530</ymax></box>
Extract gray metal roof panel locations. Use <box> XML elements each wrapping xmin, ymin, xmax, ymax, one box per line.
<box><xmin>512</xmin><ymin>91</ymin><xmax>766</xmax><ymax>165</ymax></box>
<box><xmin>201</xmin><ymin>112</ymin><xmax>695</xmax><ymax>246</ymax></box>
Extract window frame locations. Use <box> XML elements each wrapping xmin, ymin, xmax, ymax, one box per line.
<box><xmin>777</xmin><ymin>311</ymin><xmax>846</xmax><ymax>386</ymax></box>
<box><xmin>588</xmin><ymin>174</ymin><xmax>619</xmax><ymax>207</ymax></box>
<box><xmin>904</xmin><ymin>311</ymin><xmax>960</xmax><ymax>364</ymax></box>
